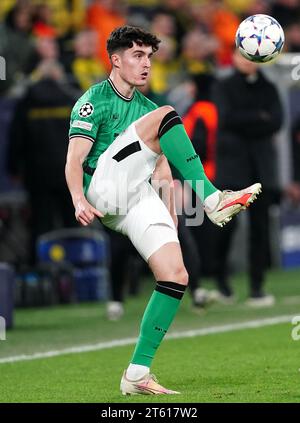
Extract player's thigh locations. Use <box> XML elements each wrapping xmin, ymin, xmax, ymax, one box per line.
<box><xmin>99</xmin><ymin>182</ymin><xmax>188</xmax><ymax>284</ymax></box>
<box><xmin>87</xmin><ymin>122</ymin><xmax>159</xmax><ymax>214</ymax></box>
<box><xmin>121</xmin><ymin>183</ymin><xmax>177</xmax><ymax>250</ymax></box>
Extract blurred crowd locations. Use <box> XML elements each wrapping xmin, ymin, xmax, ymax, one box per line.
<box><xmin>1</xmin><ymin>0</ymin><xmax>300</xmax><ymax>97</ymax></box>
<box><xmin>1</xmin><ymin>0</ymin><xmax>300</xmax><ymax>317</ymax></box>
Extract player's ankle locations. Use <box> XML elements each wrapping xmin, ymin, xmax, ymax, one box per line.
<box><xmin>203</xmin><ymin>190</ymin><xmax>221</xmax><ymax>211</ymax></box>
<box><xmin>126</xmin><ymin>364</ymin><xmax>150</xmax><ymax>381</ymax></box>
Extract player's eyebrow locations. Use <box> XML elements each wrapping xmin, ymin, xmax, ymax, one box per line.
<box><xmin>133</xmin><ymin>50</ymin><xmax>153</xmax><ymax>57</ymax></box>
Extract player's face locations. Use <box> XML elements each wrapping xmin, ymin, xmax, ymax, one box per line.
<box><xmin>233</xmin><ymin>49</ymin><xmax>258</xmax><ymax>75</ymax></box>
<box><xmin>118</xmin><ymin>43</ymin><xmax>153</xmax><ymax>87</ymax></box>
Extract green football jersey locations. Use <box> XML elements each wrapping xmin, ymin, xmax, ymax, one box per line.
<box><xmin>69</xmin><ymin>78</ymin><xmax>158</xmax><ymax>193</ymax></box>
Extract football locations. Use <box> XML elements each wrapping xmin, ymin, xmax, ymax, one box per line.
<box><xmin>235</xmin><ymin>14</ymin><xmax>285</xmax><ymax>63</ymax></box>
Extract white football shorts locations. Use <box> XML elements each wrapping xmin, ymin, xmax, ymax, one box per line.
<box><xmin>86</xmin><ymin>122</ymin><xmax>179</xmax><ymax>261</ymax></box>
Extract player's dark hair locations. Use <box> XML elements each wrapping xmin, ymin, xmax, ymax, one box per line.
<box><xmin>107</xmin><ymin>25</ymin><xmax>161</xmax><ymax>57</ymax></box>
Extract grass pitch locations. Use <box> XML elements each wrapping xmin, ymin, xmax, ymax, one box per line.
<box><xmin>0</xmin><ymin>269</ymin><xmax>300</xmax><ymax>403</ymax></box>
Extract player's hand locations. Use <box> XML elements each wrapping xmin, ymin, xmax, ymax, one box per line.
<box><xmin>74</xmin><ymin>198</ymin><xmax>104</xmax><ymax>226</ymax></box>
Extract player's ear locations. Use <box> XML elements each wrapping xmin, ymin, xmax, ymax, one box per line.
<box><xmin>111</xmin><ymin>53</ymin><xmax>121</xmax><ymax>69</ymax></box>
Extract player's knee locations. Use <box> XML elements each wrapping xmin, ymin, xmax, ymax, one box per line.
<box><xmin>172</xmin><ymin>266</ymin><xmax>189</xmax><ymax>286</ymax></box>
<box><xmin>158</xmin><ymin>105</ymin><xmax>175</xmax><ymax>119</ymax></box>
<box><xmin>157</xmin><ymin>106</ymin><xmax>182</xmax><ymax>140</ymax></box>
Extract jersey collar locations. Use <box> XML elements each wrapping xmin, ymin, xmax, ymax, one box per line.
<box><xmin>108</xmin><ymin>78</ymin><xmax>135</xmax><ymax>102</ymax></box>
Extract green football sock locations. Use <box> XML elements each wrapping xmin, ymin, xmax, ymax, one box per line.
<box><xmin>159</xmin><ymin>110</ymin><xmax>218</xmax><ymax>201</ymax></box>
<box><xmin>131</xmin><ymin>281</ymin><xmax>186</xmax><ymax>367</ymax></box>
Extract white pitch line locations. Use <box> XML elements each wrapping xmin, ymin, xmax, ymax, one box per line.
<box><xmin>0</xmin><ymin>315</ymin><xmax>293</xmax><ymax>364</ymax></box>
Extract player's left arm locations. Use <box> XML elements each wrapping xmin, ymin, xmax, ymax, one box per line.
<box><xmin>151</xmin><ymin>154</ymin><xmax>178</xmax><ymax>229</ymax></box>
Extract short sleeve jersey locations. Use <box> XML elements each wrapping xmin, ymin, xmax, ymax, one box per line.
<box><xmin>69</xmin><ymin>78</ymin><xmax>158</xmax><ymax>192</ymax></box>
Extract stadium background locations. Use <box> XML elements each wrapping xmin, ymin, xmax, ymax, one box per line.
<box><xmin>0</xmin><ymin>0</ymin><xmax>300</xmax><ymax>403</ymax></box>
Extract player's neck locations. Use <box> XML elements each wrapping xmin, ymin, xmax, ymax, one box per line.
<box><xmin>109</xmin><ymin>73</ymin><xmax>135</xmax><ymax>99</ymax></box>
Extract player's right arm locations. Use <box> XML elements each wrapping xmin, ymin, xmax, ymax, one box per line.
<box><xmin>67</xmin><ymin>86</ymin><xmax>105</xmax><ymax>225</ymax></box>
<box><xmin>65</xmin><ymin>137</ymin><xmax>103</xmax><ymax>226</ymax></box>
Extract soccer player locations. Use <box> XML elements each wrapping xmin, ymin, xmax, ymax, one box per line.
<box><xmin>65</xmin><ymin>26</ymin><xmax>261</xmax><ymax>395</ymax></box>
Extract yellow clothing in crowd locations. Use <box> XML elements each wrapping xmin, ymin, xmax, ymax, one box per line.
<box><xmin>72</xmin><ymin>57</ymin><xmax>106</xmax><ymax>91</ymax></box>
<box><xmin>150</xmin><ymin>59</ymin><xmax>180</xmax><ymax>95</ymax></box>
<box><xmin>0</xmin><ymin>0</ymin><xmax>85</xmax><ymax>36</ymax></box>
<box><xmin>0</xmin><ymin>0</ymin><xmax>16</xmax><ymax>21</ymax></box>
<box><xmin>224</xmin><ymin>0</ymin><xmax>255</xmax><ymax>14</ymax></box>
<box><xmin>38</xmin><ymin>0</ymin><xmax>85</xmax><ymax>36</ymax></box>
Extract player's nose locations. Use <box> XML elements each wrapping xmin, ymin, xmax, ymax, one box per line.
<box><xmin>143</xmin><ymin>57</ymin><xmax>151</xmax><ymax>68</ymax></box>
